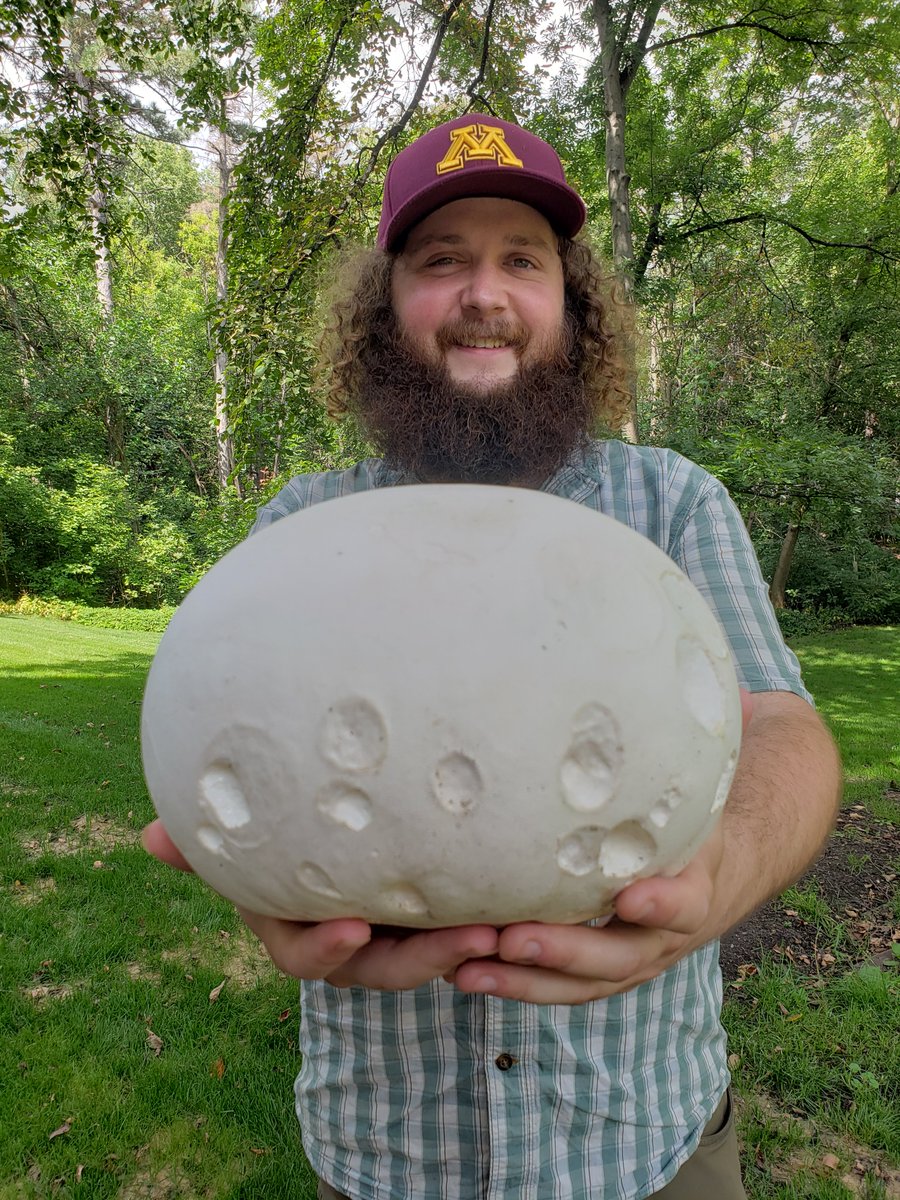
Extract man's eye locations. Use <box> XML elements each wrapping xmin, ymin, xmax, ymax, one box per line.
<box><xmin>424</xmin><ymin>255</ymin><xmax>459</xmax><ymax>267</ymax></box>
<box><xmin>511</xmin><ymin>256</ymin><xmax>537</xmax><ymax>269</ymax></box>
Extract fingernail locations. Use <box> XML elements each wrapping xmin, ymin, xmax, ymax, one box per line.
<box><xmin>335</xmin><ymin>937</ymin><xmax>368</xmax><ymax>952</ymax></box>
<box><xmin>518</xmin><ymin>940</ymin><xmax>541</xmax><ymax>963</ymax></box>
<box><xmin>632</xmin><ymin>902</ymin><xmax>655</xmax><ymax>923</ymax></box>
<box><xmin>470</xmin><ymin>975</ymin><xmax>497</xmax><ymax>992</ymax></box>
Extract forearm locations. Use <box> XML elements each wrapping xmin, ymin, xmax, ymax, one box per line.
<box><xmin>715</xmin><ymin>689</ymin><xmax>842</xmax><ymax>935</ymax></box>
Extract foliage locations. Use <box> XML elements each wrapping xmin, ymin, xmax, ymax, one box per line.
<box><xmin>775</xmin><ymin>608</ymin><xmax>851</xmax><ymax>640</ymax></box>
<box><xmin>0</xmin><ymin>593</ymin><xmax>175</xmax><ymax>630</ymax></box>
<box><xmin>781</xmin><ymin>538</ymin><xmax>900</xmax><ymax>627</ymax></box>
<box><xmin>0</xmin><ymin>0</ymin><xmax>898</xmax><ymax>620</ymax></box>
<box><xmin>0</xmin><ymin>0</ymin><xmax>177</xmax><ymax>231</ymax></box>
<box><xmin>0</xmin><ymin>448</ymin><xmax>257</xmax><ymax>606</ymax></box>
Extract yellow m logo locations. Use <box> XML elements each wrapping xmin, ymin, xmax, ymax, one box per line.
<box><xmin>436</xmin><ymin>124</ymin><xmax>525</xmax><ymax>175</ymax></box>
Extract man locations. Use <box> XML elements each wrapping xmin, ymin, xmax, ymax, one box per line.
<box><xmin>145</xmin><ymin>113</ymin><xmax>841</xmax><ymax>1199</ymax></box>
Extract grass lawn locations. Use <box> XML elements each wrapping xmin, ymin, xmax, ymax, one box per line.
<box><xmin>1</xmin><ymin>615</ymin><xmax>898</xmax><ymax>1198</ymax></box>
<box><xmin>0</xmin><ymin>616</ymin><xmax>314</xmax><ymax>1199</ymax></box>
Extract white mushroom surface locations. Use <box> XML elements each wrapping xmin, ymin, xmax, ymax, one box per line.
<box><xmin>141</xmin><ymin>484</ymin><xmax>742</xmax><ymax>927</ymax></box>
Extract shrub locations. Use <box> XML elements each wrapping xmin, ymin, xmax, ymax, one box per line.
<box><xmin>0</xmin><ymin>595</ymin><xmax>174</xmax><ymax>632</ymax></box>
<box><xmin>32</xmin><ymin>459</ymin><xmax>137</xmax><ymax>604</ymax></box>
<box><xmin>776</xmin><ymin>607</ymin><xmax>851</xmax><ymax>640</ymax></box>
<box><xmin>781</xmin><ymin>537</ymin><xmax>900</xmax><ymax>626</ymax></box>
<box><xmin>0</xmin><ymin>451</ymin><xmax>66</xmax><ymax>596</ymax></box>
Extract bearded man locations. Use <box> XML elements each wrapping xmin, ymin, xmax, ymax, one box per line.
<box><xmin>145</xmin><ymin>113</ymin><xmax>841</xmax><ymax>1200</ymax></box>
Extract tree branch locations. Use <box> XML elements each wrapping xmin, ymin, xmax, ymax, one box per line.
<box><xmin>726</xmin><ymin>483</ymin><xmax>898</xmax><ymax>506</ymax></box>
<box><xmin>633</xmin><ymin>200</ymin><xmax>661</xmax><ymax>284</ymax></box>
<box><xmin>646</xmin><ymin>18</ymin><xmax>841</xmax><ymax>57</ymax></box>
<box><xmin>276</xmin><ymin>0</ymin><xmax>466</xmax><ymax>285</ymax></box>
<box><xmin>619</xmin><ymin>0</ymin><xmax>640</xmax><ymax>54</ymax></box>
<box><xmin>466</xmin><ymin>0</ymin><xmax>496</xmax><ymax>103</ymax></box>
<box><xmin>667</xmin><ymin>212</ymin><xmax>900</xmax><ymax>261</ymax></box>
<box><xmin>620</xmin><ymin>0</ymin><xmax>664</xmax><ymax>90</ymax></box>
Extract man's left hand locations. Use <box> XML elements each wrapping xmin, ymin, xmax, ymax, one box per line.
<box><xmin>450</xmin><ymin>821</ymin><xmax>724</xmax><ymax>1005</ymax></box>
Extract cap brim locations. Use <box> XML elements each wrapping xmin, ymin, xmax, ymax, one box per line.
<box><xmin>381</xmin><ymin>168</ymin><xmax>586</xmax><ymax>251</ymax></box>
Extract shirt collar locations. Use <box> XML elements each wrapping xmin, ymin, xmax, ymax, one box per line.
<box><xmin>371</xmin><ymin>439</ymin><xmax>609</xmax><ymax>494</ymax></box>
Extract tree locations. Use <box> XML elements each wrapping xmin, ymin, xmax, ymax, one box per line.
<box><xmin>220</xmin><ymin>0</ymin><xmax>552</xmax><ymax>483</ymax></box>
<box><xmin>560</xmin><ymin>0</ymin><xmax>900</xmax><ymax>441</ymax></box>
<box><xmin>170</xmin><ymin>0</ymin><xmax>258</xmax><ymax>494</ymax></box>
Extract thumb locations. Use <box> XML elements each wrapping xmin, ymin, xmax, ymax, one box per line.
<box><xmin>142</xmin><ymin>818</ymin><xmax>194</xmax><ymax>873</ymax></box>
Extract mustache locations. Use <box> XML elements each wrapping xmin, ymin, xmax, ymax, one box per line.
<box><xmin>434</xmin><ymin>319</ymin><xmax>529</xmax><ymax>353</ymax></box>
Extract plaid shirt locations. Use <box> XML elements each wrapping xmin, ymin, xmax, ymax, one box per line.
<box><xmin>252</xmin><ymin>441</ymin><xmax>808</xmax><ymax>1200</ymax></box>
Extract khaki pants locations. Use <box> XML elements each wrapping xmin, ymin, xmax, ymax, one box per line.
<box><xmin>316</xmin><ymin>1088</ymin><xmax>746</xmax><ymax>1199</ymax></box>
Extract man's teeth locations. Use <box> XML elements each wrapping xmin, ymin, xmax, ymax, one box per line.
<box><xmin>460</xmin><ymin>339</ymin><xmax>509</xmax><ymax>349</ymax></box>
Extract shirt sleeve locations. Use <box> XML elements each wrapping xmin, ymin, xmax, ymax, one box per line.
<box><xmin>249</xmin><ymin>478</ymin><xmax>310</xmax><ymax>535</ymax></box>
<box><xmin>669</xmin><ymin>468</ymin><xmax>811</xmax><ymax>701</ymax></box>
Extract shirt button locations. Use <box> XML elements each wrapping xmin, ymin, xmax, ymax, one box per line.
<box><xmin>495</xmin><ymin>1053</ymin><xmax>517</xmax><ymax>1071</ymax></box>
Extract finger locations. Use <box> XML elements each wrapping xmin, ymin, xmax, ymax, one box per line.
<box><xmin>617</xmin><ymin>824</ymin><xmax>722</xmax><ymax>934</ymax></box>
<box><xmin>611</xmin><ymin>817</ymin><xmax>723</xmax><ymax>935</ymax></box>
<box><xmin>141</xmin><ymin>819</ymin><xmax>194</xmax><ymax>872</ymax></box>
<box><xmin>237</xmin><ymin>910</ymin><xmax>372</xmax><ymax>978</ymax></box>
<box><xmin>453</xmin><ymin>952</ymin><xmax>666</xmax><ymax>1005</ymax></box>
<box><xmin>455</xmin><ymin>961</ymin><xmax>604</xmax><ymax>1004</ymax></box>
<box><xmin>612</xmin><ymin>867</ymin><xmax>714</xmax><ymax>935</ymax></box>
<box><xmin>495</xmin><ymin>921</ymin><xmax>676</xmax><ymax>983</ymax></box>
<box><xmin>328</xmin><ymin>924</ymin><xmax>500</xmax><ymax>990</ymax></box>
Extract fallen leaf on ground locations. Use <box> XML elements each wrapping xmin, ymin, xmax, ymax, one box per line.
<box><xmin>146</xmin><ymin>1029</ymin><xmax>164</xmax><ymax>1055</ymax></box>
<box><xmin>49</xmin><ymin>1120</ymin><xmax>72</xmax><ymax>1140</ymax></box>
<box><xmin>211</xmin><ymin>1058</ymin><xmax>225</xmax><ymax>1079</ymax></box>
<box><xmin>209</xmin><ymin>979</ymin><xmax>227</xmax><ymax>1003</ymax></box>
<box><xmin>822</xmin><ymin>1154</ymin><xmax>840</xmax><ymax>1170</ymax></box>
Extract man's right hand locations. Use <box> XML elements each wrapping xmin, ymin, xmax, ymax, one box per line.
<box><xmin>141</xmin><ymin>818</ymin><xmax>499</xmax><ymax>990</ymax></box>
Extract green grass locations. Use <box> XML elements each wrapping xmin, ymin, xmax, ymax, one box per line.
<box><xmin>725</xmin><ymin>960</ymin><xmax>900</xmax><ymax>1199</ymax></box>
<box><xmin>2</xmin><ymin>616</ymin><xmax>898</xmax><ymax>1198</ymax></box>
<box><xmin>724</xmin><ymin>626</ymin><xmax>900</xmax><ymax>1198</ymax></box>
<box><xmin>0</xmin><ymin>615</ymin><xmax>315</xmax><ymax>1199</ymax></box>
<box><xmin>789</xmin><ymin>626</ymin><xmax>899</xmax><ymax>813</ymax></box>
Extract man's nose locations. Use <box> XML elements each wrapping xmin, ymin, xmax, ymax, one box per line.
<box><xmin>459</xmin><ymin>262</ymin><xmax>507</xmax><ymax>315</ymax></box>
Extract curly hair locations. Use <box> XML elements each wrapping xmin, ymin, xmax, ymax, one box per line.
<box><xmin>316</xmin><ymin>235</ymin><xmax>633</xmax><ymax>432</ymax></box>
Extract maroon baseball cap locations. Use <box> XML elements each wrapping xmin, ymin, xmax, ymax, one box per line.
<box><xmin>377</xmin><ymin>113</ymin><xmax>586</xmax><ymax>251</ymax></box>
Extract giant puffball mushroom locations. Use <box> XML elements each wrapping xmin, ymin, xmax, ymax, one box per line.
<box><xmin>141</xmin><ymin>485</ymin><xmax>742</xmax><ymax>928</ymax></box>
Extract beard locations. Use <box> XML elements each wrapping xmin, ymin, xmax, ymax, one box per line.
<box><xmin>351</xmin><ymin>317</ymin><xmax>594</xmax><ymax>486</ymax></box>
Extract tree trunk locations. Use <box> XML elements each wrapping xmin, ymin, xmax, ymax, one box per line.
<box><xmin>88</xmin><ymin>183</ymin><xmax>114</xmax><ymax>321</ymax></box>
<box><xmin>74</xmin><ymin>69</ymin><xmax>114</xmax><ymax>321</ymax></box>
<box><xmin>73</xmin><ymin>66</ymin><xmax>125</xmax><ymax>467</ymax></box>
<box><xmin>92</xmin><ymin>181</ymin><xmax>125</xmax><ymax>468</ymax></box>
<box><xmin>769</xmin><ymin>501</ymin><xmax>807</xmax><ymax>609</ymax></box>
<box><xmin>213</xmin><ymin>97</ymin><xmax>239</xmax><ymax>497</ymax></box>
<box><xmin>647</xmin><ymin>288</ymin><xmax>679</xmax><ymax>439</ymax></box>
<box><xmin>593</xmin><ymin>1</ymin><xmax>634</xmax><ymax>273</ymax></box>
<box><xmin>589</xmin><ymin>0</ymin><xmax>663</xmax><ymax>443</ymax></box>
